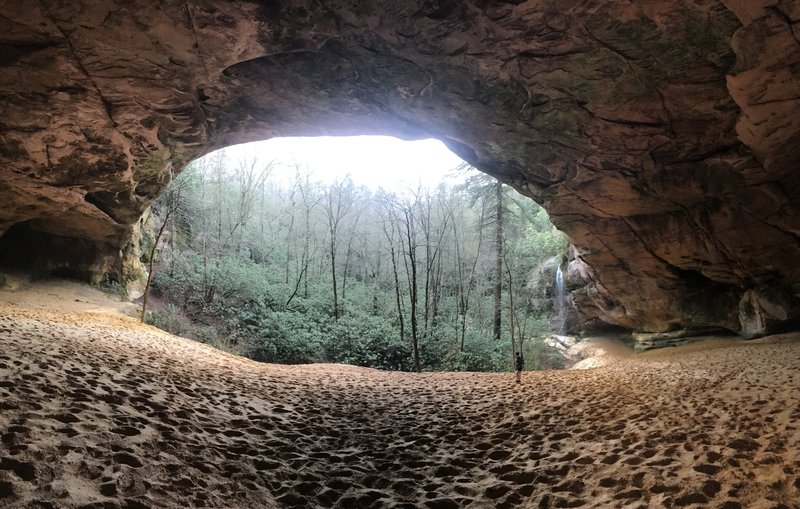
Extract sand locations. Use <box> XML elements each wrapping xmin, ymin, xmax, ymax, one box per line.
<box><xmin>1</xmin><ymin>282</ymin><xmax>800</xmax><ymax>508</ymax></box>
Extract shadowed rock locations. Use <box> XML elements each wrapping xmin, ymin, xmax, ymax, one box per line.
<box><xmin>1</xmin><ymin>1</ymin><xmax>799</xmax><ymax>336</ymax></box>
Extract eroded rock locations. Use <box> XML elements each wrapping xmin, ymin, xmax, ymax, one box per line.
<box><xmin>1</xmin><ymin>1</ymin><xmax>799</xmax><ymax>336</ymax></box>
<box><xmin>738</xmin><ymin>285</ymin><xmax>799</xmax><ymax>339</ymax></box>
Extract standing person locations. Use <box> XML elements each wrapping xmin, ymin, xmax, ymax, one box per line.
<box><xmin>514</xmin><ymin>351</ymin><xmax>524</xmax><ymax>384</ymax></box>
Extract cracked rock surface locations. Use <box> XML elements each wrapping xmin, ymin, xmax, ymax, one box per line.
<box><xmin>1</xmin><ymin>0</ymin><xmax>799</xmax><ymax>336</ymax></box>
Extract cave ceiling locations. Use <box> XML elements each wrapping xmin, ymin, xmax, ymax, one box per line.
<box><xmin>1</xmin><ymin>0</ymin><xmax>800</xmax><ymax>336</ymax></box>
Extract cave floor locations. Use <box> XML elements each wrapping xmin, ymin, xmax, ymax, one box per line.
<box><xmin>1</xmin><ymin>299</ymin><xmax>800</xmax><ymax>508</ymax></box>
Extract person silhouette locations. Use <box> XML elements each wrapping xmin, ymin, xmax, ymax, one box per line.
<box><xmin>514</xmin><ymin>352</ymin><xmax>524</xmax><ymax>384</ymax></box>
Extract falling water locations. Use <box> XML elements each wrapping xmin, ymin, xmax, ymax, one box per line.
<box><xmin>554</xmin><ymin>265</ymin><xmax>567</xmax><ymax>334</ymax></box>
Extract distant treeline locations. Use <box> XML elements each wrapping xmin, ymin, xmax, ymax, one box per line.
<box><xmin>144</xmin><ymin>149</ymin><xmax>567</xmax><ymax>372</ymax></box>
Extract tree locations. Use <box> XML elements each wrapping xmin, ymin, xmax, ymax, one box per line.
<box><xmin>456</xmin><ymin>170</ymin><xmax>509</xmax><ymax>341</ymax></box>
<box><xmin>420</xmin><ymin>187</ymin><xmax>452</xmax><ymax>334</ymax></box>
<box><xmin>323</xmin><ymin>177</ymin><xmax>355</xmax><ymax>320</ymax></box>
<box><xmin>493</xmin><ymin>180</ymin><xmax>504</xmax><ymax>341</ymax></box>
<box><xmin>378</xmin><ymin>193</ymin><xmax>406</xmax><ymax>346</ymax></box>
<box><xmin>141</xmin><ymin>174</ymin><xmax>188</xmax><ymax>322</ymax></box>
<box><xmin>146</xmin><ymin>149</ymin><xmax>568</xmax><ymax>373</ymax></box>
<box><xmin>452</xmin><ymin>192</ymin><xmax>487</xmax><ymax>351</ymax></box>
<box><xmin>397</xmin><ymin>193</ymin><xmax>422</xmax><ymax>373</ymax></box>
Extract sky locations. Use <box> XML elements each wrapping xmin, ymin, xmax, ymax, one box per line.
<box><xmin>215</xmin><ymin>136</ymin><xmax>470</xmax><ymax>191</ymax></box>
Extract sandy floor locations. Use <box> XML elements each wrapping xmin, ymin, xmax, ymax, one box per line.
<box><xmin>1</xmin><ymin>283</ymin><xmax>799</xmax><ymax>508</ymax></box>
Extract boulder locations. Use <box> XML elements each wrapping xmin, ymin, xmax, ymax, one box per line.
<box><xmin>738</xmin><ymin>285</ymin><xmax>799</xmax><ymax>339</ymax></box>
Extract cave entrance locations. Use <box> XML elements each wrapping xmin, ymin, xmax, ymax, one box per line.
<box><xmin>0</xmin><ymin>220</ymin><xmax>120</xmax><ymax>285</ymax></box>
<box><xmin>142</xmin><ymin>135</ymin><xmax>567</xmax><ymax>371</ymax></box>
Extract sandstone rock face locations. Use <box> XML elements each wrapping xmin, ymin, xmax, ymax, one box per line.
<box><xmin>738</xmin><ymin>285</ymin><xmax>799</xmax><ymax>339</ymax></box>
<box><xmin>1</xmin><ymin>0</ymin><xmax>799</xmax><ymax>337</ymax></box>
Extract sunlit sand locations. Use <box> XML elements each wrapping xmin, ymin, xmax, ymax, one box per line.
<box><xmin>1</xmin><ymin>281</ymin><xmax>799</xmax><ymax>508</ymax></box>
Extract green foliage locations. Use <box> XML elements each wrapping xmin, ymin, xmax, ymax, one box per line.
<box><xmin>94</xmin><ymin>274</ymin><xmax>128</xmax><ymax>301</ymax></box>
<box><xmin>244</xmin><ymin>310</ymin><xmax>325</xmax><ymax>364</ymax></box>
<box><xmin>146</xmin><ymin>304</ymin><xmax>186</xmax><ymax>336</ymax></box>
<box><xmin>144</xmin><ymin>154</ymin><xmax>570</xmax><ymax>372</ymax></box>
<box><xmin>524</xmin><ymin>337</ymin><xmax>567</xmax><ymax>371</ymax></box>
<box><xmin>192</xmin><ymin>325</ymin><xmax>221</xmax><ymax>347</ymax></box>
<box><xmin>323</xmin><ymin>313</ymin><xmax>410</xmax><ymax>370</ymax></box>
<box><xmin>442</xmin><ymin>330</ymin><xmax>503</xmax><ymax>372</ymax></box>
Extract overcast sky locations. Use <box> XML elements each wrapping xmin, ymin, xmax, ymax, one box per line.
<box><xmin>217</xmin><ymin>136</ymin><xmax>469</xmax><ymax>190</ymax></box>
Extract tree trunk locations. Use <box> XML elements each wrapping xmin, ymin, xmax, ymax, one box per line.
<box><xmin>401</xmin><ymin>207</ymin><xmax>421</xmax><ymax>373</ymax></box>
<box><xmin>323</xmin><ymin>179</ymin><xmax>354</xmax><ymax>321</ymax></box>
<box><xmin>141</xmin><ymin>189</ymin><xmax>180</xmax><ymax>322</ymax></box>
<box><xmin>303</xmin><ymin>206</ymin><xmax>310</xmax><ymax>299</ymax></box>
<box><xmin>423</xmin><ymin>201</ymin><xmax>432</xmax><ymax>334</ymax></box>
<box><xmin>141</xmin><ymin>216</ymin><xmax>170</xmax><ymax>322</ymax></box>
<box><xmin>431</xmin><ymin>252</ymin><xmax>442</xmax><ymax>327</ymax></box>
<box><xmin>330</xmin><ymin>240</ymin><xmax>339</xmax><ymax>320</ymax></box>
<box><xmin>285</xmin><ymin>210</ymin><xmax>294</xmax><ymax>284</ymax></box>
<box><xmin>453</xmin><ymin>220</ymin><xmax>466</xmax><ymax>351</ymax></box>
<box><xmin>409</xmin><ymin>244</ymin><xmax>420</xmax><ymax>372</ymax></box>
<box><xmin>493</xmin><ymin>181</ymin><xmax>503</xmax><ymax>341</ymax></box>
<box><xmin>505</xmin><ymin>259</ymin><xmax>518</xmax><ymax>355</ymax></box>
<box><xmin>341</xmin><ymin>218</ymin><xmax>358</xmax><ymax>302</ymax></box>
<box><xmin>384</xmin><ymin>217</ymin><xmax>406</xmax><ymax>345</ymax></box>
<box><xmin>285</xmin><ymin>253</ymin><xmax>310</xmax><ymax>309</ymax></box>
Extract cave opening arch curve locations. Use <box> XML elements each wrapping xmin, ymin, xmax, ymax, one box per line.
<box><xmin>0</xmin><ymin>0</ymin><xmax>797</xmax><ymax>339</ymax></box>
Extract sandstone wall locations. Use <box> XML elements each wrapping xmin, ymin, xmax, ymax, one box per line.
<box><xmin>1</xmin><ymin>0</ymin><xmax>799</xmax><ymax>337</ymax></box>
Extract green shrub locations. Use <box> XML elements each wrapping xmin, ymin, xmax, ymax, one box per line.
<box><xmin>243</xmin><ymin>310</ymin><xmax>325</xmax><ymax>364</ymax></box>
<box><xmin>322</xmin><ymin>314</ymin><xmax>410</xmax><ymax>370</ymax></box>
<box><xmin>94</xmin><ymin>274</ymin><xmax>128</xmax><ymax>300</ymax></box>
<box><xmin>146</xmin><ymin>304</ymin><xmax>186</xmax><ymax>336</ymax></box>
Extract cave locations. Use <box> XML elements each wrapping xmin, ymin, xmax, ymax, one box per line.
<box><xmin>2</xmin><ymin>0</ymin><xmax>800</xmax><ymax>342</ymax></box>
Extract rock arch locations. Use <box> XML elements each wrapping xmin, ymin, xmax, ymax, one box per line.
<box><xmin>1</xmin><ymin>0</ymin><xmax>799</xmax><ymax>337</ymax></box>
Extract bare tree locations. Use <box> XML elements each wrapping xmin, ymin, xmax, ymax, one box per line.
<box><xmin>141</xmin><ymin>175</ymin><xmax>188</xmax><ymax>322</ymax></box>
<box><xmin>341</xmin><ymin>204</ymin><xmax>362</xmax><ymax>302</ymax></box>
<box><xmin>452</xmin><ymin>196</ymin><xmax>486</xmax><ymax>351</ymax></box>
<box><xmin>456</xmin><ymin>169</ymin><xmax>508</xmax><ymax>343</ymax></box>
<box><xmin>396</xmin><ymin>193</ymin><xmax>422</xmax><ymax>373</ymax></box>
<box><xmin>379</xmin><ymin>194</ymin><xmax>406</xmax><ymax>344</ymax></box>
<box><xmin>323</xmin><ymin>178</ymin><xmax>355</xmax><ymax>320</ymax></box>
<box><xmin>200</xmin><ymin>155</ymin><xmax>273</xmax><ymax>304</ymax></box>
<box><xmin>420</xmin><ymin>188</ymin><xmax>451</xmax><ymax>333</ymax></box>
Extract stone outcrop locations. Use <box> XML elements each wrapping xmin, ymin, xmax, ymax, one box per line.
<box><xmin>1</xmin><ymin>0</ymin><xmax>799</xmax><ymax>337</ymax></box>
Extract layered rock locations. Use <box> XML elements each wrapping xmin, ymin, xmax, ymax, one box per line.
<box><xmin>1</xmin><ymin>0</ymin><xmax>799</xmax><ymax>337</ymax></box>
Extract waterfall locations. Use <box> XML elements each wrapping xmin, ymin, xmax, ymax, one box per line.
<box><xmin>554</xmin><ymin>265</ymin><xmax>567</xmax><ymax>334</ymax></box>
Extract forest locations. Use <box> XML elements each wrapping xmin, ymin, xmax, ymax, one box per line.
<box><xmin>142</xmin><ymin>146</ymin><xmax>568</xmax><ymax>372</ymax></box>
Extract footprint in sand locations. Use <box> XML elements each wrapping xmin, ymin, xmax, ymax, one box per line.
<box><xmin>3</xmin><ymin>306</ymin><xmax>800</xmax><ymax>508</ymax></box>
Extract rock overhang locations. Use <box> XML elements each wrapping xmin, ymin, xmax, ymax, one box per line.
<box><xmin>1</xmin><ymin>0</ymin><xmax>799</xmax><ymax>338</ymax></box>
